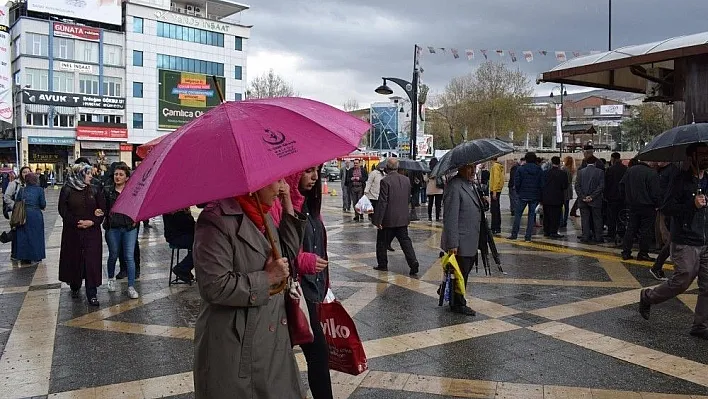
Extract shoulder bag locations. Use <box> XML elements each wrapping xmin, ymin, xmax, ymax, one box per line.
<box><xmin>9</xmin><ymin>187</ymin><xmax>26</xmax><ymax>229</ymax></box>
<box><xmin>281</xmin><ymin>239</ymin><xmax>314</xmax><ymax>346</ymax></box>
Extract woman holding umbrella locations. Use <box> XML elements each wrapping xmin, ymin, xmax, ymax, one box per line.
<box><xmin>192</xmin><ymin>178</ymin><xmax>307</xmax><ymax>398</ymax></box>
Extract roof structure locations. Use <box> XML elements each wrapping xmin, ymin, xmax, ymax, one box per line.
<box><xmin>562</xmin><ymin>124</ymin><xmax>596</xmax><ymax>134</ymax></box>
<box><xmin>531</xmin><ymin>89</ymin><xmax>644</xmax><ymax>105</ymax></box>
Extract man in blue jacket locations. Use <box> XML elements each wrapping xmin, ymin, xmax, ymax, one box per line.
<box><xmin>508</xmin><ymin>152</ymin><xmax>543</xmax><ymax>242</ymax></box>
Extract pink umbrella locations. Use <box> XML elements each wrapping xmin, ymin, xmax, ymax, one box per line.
<box><xmin>113</xmin><ymin>97</ymin><xmax>370</xmax><ymax>222</ymax></box>
<box><xmin>135</xmin><ymin>134</ymin><xmax>168</xmax><ymax>159</ymax></box>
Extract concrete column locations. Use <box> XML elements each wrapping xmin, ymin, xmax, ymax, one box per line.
<box><xmin>20</xmin><ymin>139</ymin><xmax>28</xmax><ymax>166</ymax></box>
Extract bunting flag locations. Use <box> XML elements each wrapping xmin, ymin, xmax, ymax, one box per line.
<box><xmin>440</xmin><ymin>48</ymin><xmax>447</xmax><ymax>53</ymax></box>
<box><xmin>523</xmin><ymin>51</ymin><xmax>534</xmax><ymax>62</ymax></box>
<box><xmin>416</xmin><ymin>45</ymin><xmax>597</xmax><ymax>64</ymax></box>
<box><xmin>451</xmin><ymin>48</ymin><xmax>460</xmax><ymax>59</ymax></box>
<box><xmin>572</xmin><ymin>51</ymin><xmax>581</xmax><ymax>58</ymax></box>
<box><xmin>509</xmin><ymin>50</ymin><xmax>517</xmax><ymax>62</ymax></box>
<box><xmin>428</xmin><ymin>46</ymin><xmax>436</xmax><ymax>54</ymax></box>
<box><xmin>539</xmin><ymin>50</ymin><xmax>548</xmax><ymax>56</ymax></box>
<box><xmin>481</xmin><ymin>49</ymin><xmax>488</xmax><ymax>59</ymax></box>
<box><xmin>555</xmin><ymin>51</ymin><xmax>567</xmax><ymax>62</ymax></box>
<box><xmin>465</xmin><ymin>49</ymin><xmax>474</xmax><ymax>60</ymax></box>
<box><xmin>590</xmin><ymin>50</ymin><xmax>602</xmax><ymax>55</ymax></box>
<box><xmin>495</xmin><ymin>49</ymin><xmax>505</xmax><ymax>57</ymax></box>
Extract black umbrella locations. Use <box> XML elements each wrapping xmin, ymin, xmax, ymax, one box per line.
<box><xmin>430</xmin><ymin>138</ymin><xmax>514</xmax><ymax>177</ymax></box>
<box><xmin>379</xmin><ymin>158</ymin><xmax>430</xmax><ymax>173</ymax></box>
<box><xmin>637</xmin><ymin>123</ymin><xmax>708</xmax><ymax>162</ymax></box>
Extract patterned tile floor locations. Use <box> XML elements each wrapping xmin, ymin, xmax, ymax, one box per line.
<box><xmin>0</xmin><ymin>188</ymin><xmax>706</xmax><ymax>398</ymax></box>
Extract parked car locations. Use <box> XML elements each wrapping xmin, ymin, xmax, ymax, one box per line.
<box><xmin>323</xmin><ymin>166</ymin><xmax>340</xmax><ymax>181</ymax></box>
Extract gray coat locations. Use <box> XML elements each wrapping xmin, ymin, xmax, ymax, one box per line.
<box><xmin>372</xmin><ymin>171</ymin><xmax>411</xmax><ymax>228</ymax></box>
<box><xmin>441</xmin><ymin>176</ymin><xmax>482</xmax><ymax>257</ymax></box>
<box><xmin>575</xmin><ymin>164</ymin><xmax>605</xmax><ymax>208</ymax></box>
<box><xmin>192</xmin><ymin>198</ymin><xmax>306</xmax><ymax>399</ymax></box>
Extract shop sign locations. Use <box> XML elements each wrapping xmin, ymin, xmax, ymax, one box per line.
<box><xmin>58</xmin><ymin>61</ymin><xmax>93</xmax><ymax>73</ymax></box>
<box><xmin>154</xmin><ymin>10</ymin><xmax>231</xmax><ymax>32</ymax></box>
<box><xmin>23</xmin><ymin>89</ymin><xmax>125</xmax><ymax>109</ymax></box>
<box><xmin>76</xmin><ymin>125</ymin><xmax>128</xmax><ymax>141</ymax></box>
<box><xmin>52</xmin><ymin>23</ymin><xmax>101</xmax><ymax>41</ymax></box>
<box><xmin>80</xmin><ymin>141</ymin><xmax>120</xmax><ymax>150</ymax></box>
<box><xmin>28</xmin><ymin>136</ymin><xmax>75</xmax><ymax>146</ymax></box>
<box><xmin>120</xmin><ymin>143</ymin><xmax>133</xmax><ymax>152</ymax></box>
<box><xmin>30</xmin><ymin>153</ymin><xmax>62</xmax><ymax>163</ymax></box>
<box><xmin>0</xmin><ymin>5</ymin><xmax>12</xmax><ymax>124</ymax></box>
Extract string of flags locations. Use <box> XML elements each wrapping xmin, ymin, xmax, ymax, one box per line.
<box><xmin>415</xmin><ymin>45</ymin><xmax>602</xmax><ymax>63</ymax></box>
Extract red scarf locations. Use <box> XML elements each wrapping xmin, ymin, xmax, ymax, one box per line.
<box><xmin>236</xmin><ymin>195</ymin><xmax>271</xmax><ymax>232</ymax></box>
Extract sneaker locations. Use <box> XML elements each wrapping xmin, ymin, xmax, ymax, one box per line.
<box><xmin>689</xmin><ymin>329</ymin><xmax>708</xmax><ymax>340</ymax></box>
<box><xmin>127</xmin><ymin>286</ymin><xmax>140</xmax><ymax>299</ymax></box>
<box><xmin>649</xmin><ymin>269</ymin><xmax>668</xmax><ymax>281</ymax></box>
<box><xmin>107</xmin><ymin>278</ymin><xmax>117</xmax><ymax>292</ymax></box>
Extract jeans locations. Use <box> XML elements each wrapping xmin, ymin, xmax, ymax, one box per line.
<box><xmin>509</xmin><ymin>187</ymin><xmax>519</xmax><ymax>214</ymax></box>
<box><xmin>511</xmin><ymin>199</ymin><xmax>538</xmax><ymax>240</ymax></box>
<box><xmin>562</xmin><ymin>200</ymin><xmax>570</xmax><ymax>226</ymax></box>
<box><xmin>301</xmin><ymin>299</ymin><xmax>333</xmax><ymax>399</ymax></box>
<box><xmin>106</xmin><ymin>227</ymin><xmax>138</xmax><ymax>287</ymax></box>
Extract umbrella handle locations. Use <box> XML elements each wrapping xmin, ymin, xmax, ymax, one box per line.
<box><xmin>254</xmin><ymin>192</ymin><xmax>287</xmax><ymax>296</ymax></box>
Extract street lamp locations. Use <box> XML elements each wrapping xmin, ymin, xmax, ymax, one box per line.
<box><xmin>374</xmin><ymin>46</ymin><xmax>420</xmax><ymax>159</ymax></box>
<box><xmin>549</xmin><ymin>84</ymin><xmax>567</xmax><ymax>157</ymax></box>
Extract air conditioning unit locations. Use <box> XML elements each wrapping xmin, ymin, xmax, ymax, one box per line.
<box><xmin>193</xmin><ymin>6</ymin><xmax>201</xmax><ymax>13</ymax></box>
<box><xmin>170</xmin><ymin>2</ymin><xmax>178</xmax><ymax>10</ymax></box>
<box><xmin>185</xmin><ymin>4</ymin><xmax>194</xmax><ymax>12</ymax></box>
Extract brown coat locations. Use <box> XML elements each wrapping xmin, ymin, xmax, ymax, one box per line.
<box><xmin>58</xmin><ymin>185</ymin><xmax>106</xmax><ymax>287</ymax></box>
<box><xmin>372</xmin><ymin>171</ymin><xmax>411</xmax><ymax>228</ymax></box>
<box><xmin>192</xmin><ymin>198</ymin><xmax>306</xmax><ymax>399</ymax></box>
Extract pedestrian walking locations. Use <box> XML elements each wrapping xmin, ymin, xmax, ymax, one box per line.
<box><xmin>14</xmin><ymin>173</ymin><xmax>46</xmax><ymax>265</ymax></box>
<box><xmin>425</xmin><ymin>157</ymin><xmax>444</xmax><ymax>222</ymax></box>
<box><xmin>509</xmin><ymin>152</ymin><xmax>543</xmax><ymax>242</ymax></box>
<box><xmin>650</xmin><ymin>161</ymin><xmax>681</xmax><ymax>280</ymax></box>
<box><xmin>372</xmin><ymin>158</ymin><xmax>420</xmax><ymax>275</ymax></box>
<box><xmin>489</xmin><ymin>158</ymin><xmax>504</xmax><ymax>234</ymax></box>
<box><xmin>340</xmin><ymin>160</ymin><xmax>351</xmax><ymax>212</ymax></box>
<box><xmin>508</xmin><ymin>158</ymin><xmax>523</xmax><ymax>216</ymax></box>
<box><xmin>345</xmin><ymin>159</ymin><xmax>368</xmax><ymax>221</ymax></box>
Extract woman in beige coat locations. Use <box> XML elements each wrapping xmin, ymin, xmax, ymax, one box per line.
<box><xmin>193</xmin><ymin>179</ymin><xmax>306</xmax><ymax>399</ymax></box>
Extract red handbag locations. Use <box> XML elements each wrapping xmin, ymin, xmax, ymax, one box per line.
<box><xmin>285</xmin><ymin>277</ymin><xmax>314</xmax><ymax>345</ymax></box>
<box><xmin>318</xmin><ymin>300</ymin><xmax>368</xmax><ymax>375</ymax></box>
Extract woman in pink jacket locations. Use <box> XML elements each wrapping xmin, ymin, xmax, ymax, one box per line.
<box><xmin>271</xmin><ymin>166</ymin><xmax>332</xmax><ymax>399</ymax></box>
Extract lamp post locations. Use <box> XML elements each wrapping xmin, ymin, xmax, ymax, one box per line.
<box><xmin>549</xmin><ymin>83</ymin><xmax>567</xmax><ymax>157</ymax></box>
<box><xmin>374</xmin><ymin>45</ymin><xmax>419</xmax><ymax>159</ymax></box>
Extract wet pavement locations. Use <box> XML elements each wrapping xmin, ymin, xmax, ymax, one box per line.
<box><xmin>0</xmin><ymin>188</ymin><xmax>707</xmax><ymax>399</ymax></box>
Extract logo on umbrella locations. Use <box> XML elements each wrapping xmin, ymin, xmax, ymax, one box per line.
<box><xmin>263</xmin><ymin>128</ymin><xmax>286</xmax><ymax>146</ymax></box>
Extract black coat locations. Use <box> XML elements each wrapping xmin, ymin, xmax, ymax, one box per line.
<box><xmin>542</xmin><ymin>167</ymin><xmax>569</xmax><ymax>206</ymax></box>
<box><xmin>619</xmin><ymin>163</ymin><xmax>659</xmax><ymax>207</ymax></box>
<box><xmin>604</xmin><ymin>162</ymin><xmax>627</xmax><ymax>203</ymax></box>
<box><xmin>344</xmin><ymin>166</ymin><xmax>368</xmax><ymax>190</ymax></box>
<box><xmin>663</xmin><ymin>170</ymin><xmax>708</xmax><ymax>246</ymax></box>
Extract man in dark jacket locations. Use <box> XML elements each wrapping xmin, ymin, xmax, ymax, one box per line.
<box><xmin>509</xmin><ymin>152</ymin><xmax>543</xmax><ymax>241</ymax></box>
<box><xmin>640</xmin><ymin>143</ymin><xmax>708</xmax><ymax>340</ymax></box>
<box><xmin>605</xmin><ymin>153</ymin><xmax>627</xmax><ymax>241</ymax></box>
<box><xmin>620</xmin><ymin>159</ymin><xmax>659</xmax><ymax>261</ymax></box>
<box><xmin>650</xmin><ymin>162</ymin><xmax>681</xmax><ymax>280</ymax></box>
<box><xmin>345</xmin><ymin>159</ymin><xmax>368</xmax><ymax>221</ymax></box>
<box><xmin>508</xmin><ymin>158</ymin><xmax>524</xmax><ymax>216</ymax></box>
<box><xmin>542</xmin><ymin>157</ymin><xmax>568</xmax><ymax>238</ymax></box>
<box><xmin>575</xmin><ymin>156</ymin><xmax>605</xmax><ymax>243</ymax></box>
<box><xmin>372</xmin><ymin>158</ymin><xmax>419</xmax><ymax>275</ymax></box>
<box><xmin>163</xmin><ymin>208</ymin><xmax>196</xmax><ymax>283</ymax></box>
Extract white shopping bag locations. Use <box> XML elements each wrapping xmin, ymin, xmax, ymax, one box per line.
<box><xmin>323</xmin><ymin>288</ymin><xmax>336</xmax><ymax>304</ymax></box>
<box><xmin>355</xmin><ymin>195</ymin><xmax>374</xmax><ymax>214</ymax></box>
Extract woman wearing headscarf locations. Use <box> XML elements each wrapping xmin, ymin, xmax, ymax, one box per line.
<box><xmin>192</xmin><ymin>178</ymin><xmax>306</xmax><ymax>399</ymax></box>
<box><xmin>59</xmin><ymin>164</ymin><xmax>106</xmax><ymax>306</ymax></box>
<box><xmin>270</xmin><ymin>166</ymin><xmax>333</xmax><ymax>398</ymax></box>
<box><xmin>14</xmin><ymin>173</ymin><xmax>46</xmax><ymax>265</ymax></box>
<box><xmin>5</xmin><ymin>166</ymin><xmax>31</xmax><ymax>261</ymax></box>
<box><xmin>425</xmin><ymin>157</ymin><xmax>444</xmax><ymax>221</ymax></box>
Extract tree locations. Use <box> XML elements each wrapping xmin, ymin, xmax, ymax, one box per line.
<box><xmin>247</xmin><ymin>69</ymin><xmax>296</xmax><ymax>99</ymax></box>
<box><xmin>342</xmin><ymin>98</ymin><xmax>359</xmax><ymax>111</ymax></box>
<box><xmin>621</xmin><ymin>103</ymin><xmax>672</xmax><ymax>150</ymax></box>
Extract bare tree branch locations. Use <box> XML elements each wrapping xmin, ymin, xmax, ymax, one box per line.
<box><xmin>248</xmin><ymin>69</ymin><xmax>296</xmax><ymax>99</ymax></box>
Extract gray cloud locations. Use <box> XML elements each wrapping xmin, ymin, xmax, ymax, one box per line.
<box><xmin>241</xmin><ymin>0</ymin><xmax>708</xmax><ymax>107</ymax></box>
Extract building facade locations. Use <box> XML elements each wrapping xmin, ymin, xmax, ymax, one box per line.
<box><xmin>124</xmin><ymin>0</ymin><xmax>249</xmax><ymax>153</ymax></box>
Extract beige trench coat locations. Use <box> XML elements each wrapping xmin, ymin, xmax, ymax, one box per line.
<box><xmin>192</xmin><ymin>198</ymin><xmax>306</xmax><ymax>399</ymax></box>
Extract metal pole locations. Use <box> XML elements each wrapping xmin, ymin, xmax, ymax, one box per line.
<box><xmin>410</xmin><ymin>45</ymin><xmax>419</xmax><ymax>160</ymax></box>
<box><xmin>559</xmin><ymin>83</ymin><xmax>564</xmax><ymax>158</ymax></box>
<box><xmin>608</xmin><ymin>0</ymin><xmax>612</xmax><ymax>51</ymax></box>
<box><xmin>13</xmin><ymin>89</ymin><xmax>19</xmax><ymax>169</ymax></box>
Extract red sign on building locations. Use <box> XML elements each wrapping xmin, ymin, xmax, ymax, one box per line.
<box><xmin>76</xmin><ymin>126</ymin><xmax>128</xmax><ymax>141</ymax></box>
<box><xmin>53</xmin><ymin>22</ymin><xmax>100</xmax><ymax>42</ymax></box>
<box><xmin>119</xmin><ymin>143</ymin><xmax>133</xmax><ymax>152</ymax></box>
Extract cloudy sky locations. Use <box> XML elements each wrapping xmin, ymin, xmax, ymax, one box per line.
<box><xmin>240</xmin><ymin>0</ymin><xmax>708</xmax><ymax>109</ymax></box>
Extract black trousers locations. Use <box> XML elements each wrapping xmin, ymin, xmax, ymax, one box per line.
<box><xmin>376</xmin><ymin>226</ymin><xmax>419</xmax><ymax>270</ymax></box>
<box><xmin>542</xmin><ymin>204</ymin><xmax>562</xmax><ymax>236</ymax></box>
<box><xmin>622</xmin><ymin>206</ymin><xmax>656</xmax><ymax>256</ymax></box>
<box><xmin>490</xmin><ymin>193</ymin><xmax>501</xmax><ymax>232</ymax></box>
<box><xmin>580</xmin><ymin>204</ymin><xmax>604</xmax><ymax>242</ymax></box>
<box><xmin>606</xmin><ymin>201</ymin><xmax>624</xmax><ymax>238</ymax></box>
<box><xmin>70</xmin><ymin>260</ymin><xmax>97</xmax><ymax>299</ymax></box>
<box><xmin>452</xmin><ymin>255</ymin><xmax>475</xmax><ymax>308</ymax></box>
<box><xmin>301</xmin><ymin>299</ymin><xmax>333</xmax><ymax>399</ymax></box>
<box><xmin>427</xmin><ymin>194</ymin><xmax>442</xmax><ymax>220</ymax></box>
<box><xmin>168</xmin><ymin>233</ymin><xmax>195</xmax><ymax>273</ymax></box>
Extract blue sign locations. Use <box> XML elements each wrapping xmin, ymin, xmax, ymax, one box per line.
<box><xmin>28</xmin><ymin>137</ymin><xmax>75</xmax><ymax>146</ymax></box>
<box><xmin>370</xmin><ymin>105</ymin><xmax>398</xmax><ymax>150</ymax></box>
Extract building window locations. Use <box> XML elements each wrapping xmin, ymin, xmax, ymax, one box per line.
<box><xmin>25</xmin><ymin>68</ymin><xmax>48</xmax><ymax>90</ymax></box>
<box><xmin>104</xmin><ymin>45</ymin><xmax>123</xmax><ymax>66</ymax></box>
<box><xmin>52</xmin><ymin>114</ymin><xmax>75</xmax><ymax>127</ymax></box>
<box><xmin>583</xmin><ymin>107</ymin><xmax>594</xmax><ymax>116</ymax></box>
<box><xmin>26</xmin><ymin>113</ymin><xmax>49</xmax><ymax>126</ymax></box>
<box><xmin>75</xmin><ymin>40</ymin><xmax>99</xmax><ymax>63</ymax></box>
<box><xmin>53</xmin><ymin>37</ymin><xmax>74</xmax><ymax>60</ymax></box>
<box><xmin>102</xmin><ymin>77</ymin><xmax>122</xmax><ymax>97</ymax></box>
<box><xmin>52</xmin><ymin>71</ymin><xmax>74</xmax><ymax>93</ymax></box>
<box><xmin>234</xmin><ymin>65</ymin><xmax>242</xmax><ymax>80</ymax></box>
<box><xmin>133</xmin><ymin>17</ymin><xmax>144</xmax><ymax>33</ymax></box>
<box><xmin>156</xmin><ymin>21</ymin><xmax>224</xmax><ymax>47</ymax></box>
<box><xmin>156</xmin><ymin>54</ymin><xmax>223</xmax><ymax>76</ymax></box>
<box><xmin>133</xmin><ymin>82</ymin><xmax>143</xmax><ymax>98</ymax></box>
<box><xmin>133</xmin><ymin>113</ymin><xmax>143</xmax><ymax>129</ymax></box>
<box><xmin>133</xmin><ymin>50</ymin><xmax>143</xmax><ymax>67</ymax></box>
<box><xmin>26</xmin><ymin>33</ymin><xmax>48</xmax><ymax>57</ymax></box>
<box><xmin>234</xmin><ymin>37</ymin><xmax>243</xmax><ymax>51</ymax></box>
<box><xmin>234</xmin><ymin>93</ymin><xmax>242</xmax><ymax>101</ymax></box>
<box><xmin>79</xmin><ymin>74</ymin><xmax>100</xmax><ymax>95</ymax></box>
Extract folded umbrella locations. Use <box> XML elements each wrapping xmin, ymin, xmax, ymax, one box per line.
<box><xmin>431</xmin><ymin>138</ymin><xmax>514</xmax><ymax>177</ymax></box>
<box><xmin>637</xmin><ymin>123</ymin><xmax>708</xmax><ymax>162</ymax></box>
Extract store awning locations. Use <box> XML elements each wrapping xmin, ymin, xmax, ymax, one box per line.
<box><xmin>0</xmin><ymin>140</ymin><xmax>15</xmax><ymax>149</ymax></box>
